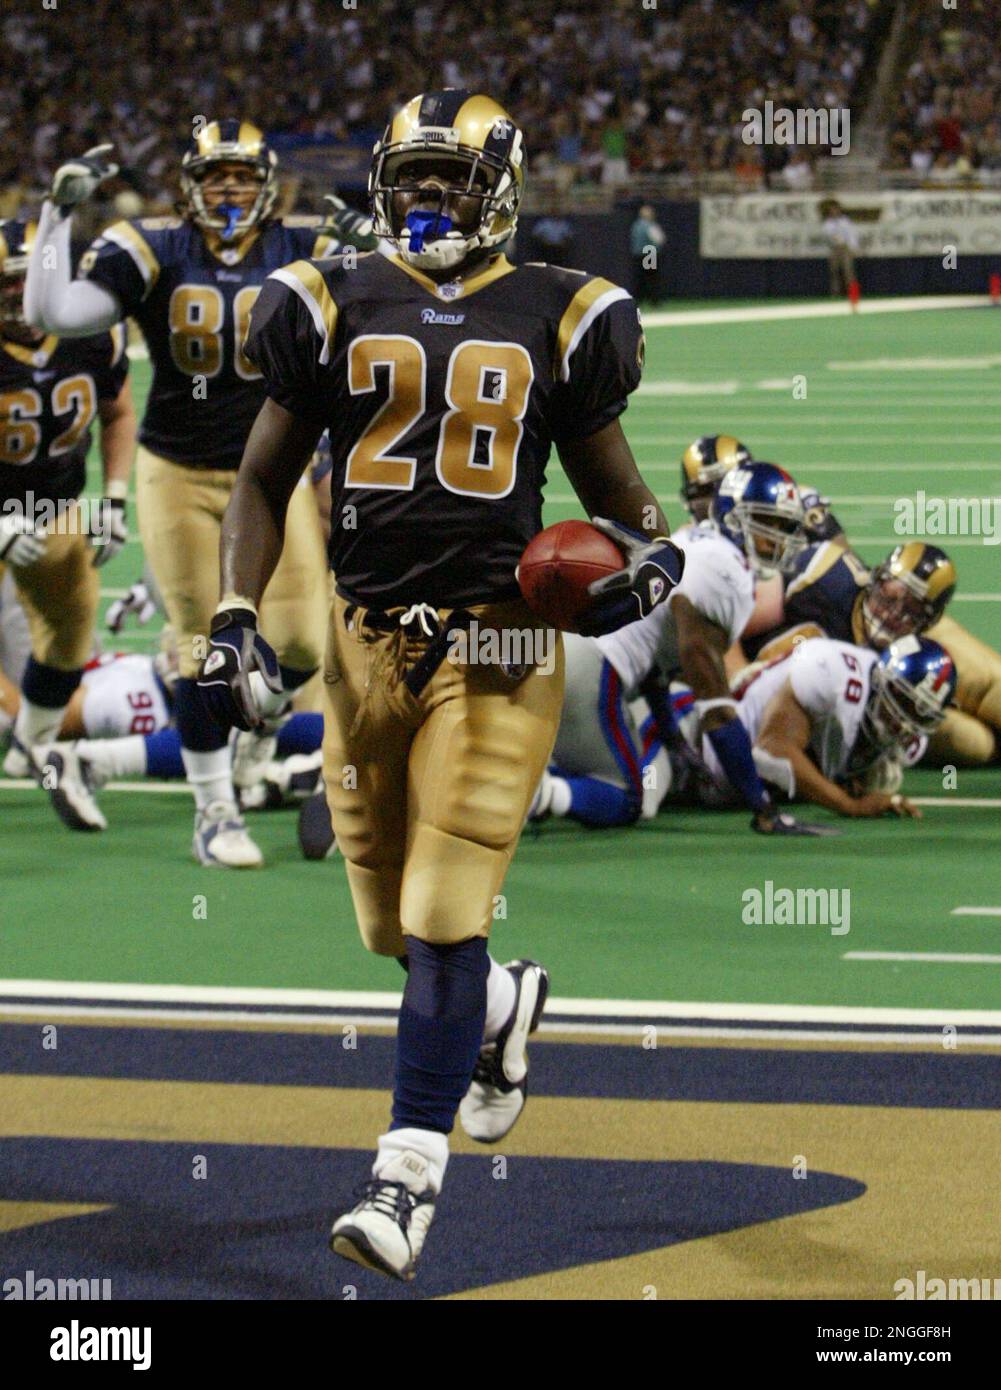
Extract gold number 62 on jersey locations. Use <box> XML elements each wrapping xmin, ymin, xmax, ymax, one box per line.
<box><xmin>345</xmin><ymin>335</ymin><xmax>533</xmax><ymax>499</ymax></box>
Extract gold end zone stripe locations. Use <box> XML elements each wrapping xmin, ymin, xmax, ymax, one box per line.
<box><xmin>103</xmin><ymin>221</ymin><xmax>160</xmax><ymax>297</ymax></box>
<box><xmin>555</xmin><ymin>278</ymin><xmax>630</xmax><ymax>382</ymax></box>
<box><xmin>269</xmin><ymin>261</ymin><xmax>338</xmax><ymax>365</ymax></box>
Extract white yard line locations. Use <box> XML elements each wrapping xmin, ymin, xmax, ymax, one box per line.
<box><xmin>0</xmin><ymin>978</ymin><xmax>998</xmax><ymax>1026</ymax></box>
<box><xmin>951</xmin><ymin>907</ymin><xmax>1001</xmax><ymax>917</ymax></box>
<box><xmin>844</xmin><ymin>951</ymin><xmax>1001</xmax><ymax>964</ymax></box>
<box><xmin>640</xmin><ymin>295</ymin><xmax>988</xmax><ymax>327</ymax></box>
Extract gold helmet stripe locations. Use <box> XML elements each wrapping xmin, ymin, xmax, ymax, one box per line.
<box><xmin>556</xmin><ymin>279</ymin><xmax>630</xmax><ymax>382</ymax></box>
<box><xmin>388</xmin><ymin>95</ymin><xmax>425</xmax><ymax>145</ymax></box>
<box><xmin>237</xmin><ymin>121</ymin><xmax>263</xmax><ymax>155</ymax></box>
<box><xmin>453</xmin><ymin>94</ymin><xmax>511</xmax><ymax>152</ymax></box>
<box><xmin>103</xmin><ymin>221</ymin><xmax>160</xmax><ymax>296</ymax></box>
<box><xmin>270</xmin><ymin>262</ymin><xmax>338</xmax><ymax>365</ymax></box>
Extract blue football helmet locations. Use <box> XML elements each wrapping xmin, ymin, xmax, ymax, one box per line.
<box><xmin>711</xmin><ymin>461</ymin><xmax>808</xmax><ymax>577</ymax></box>
<box><xmin>864</xmin><ymin>635</ymin><xmax>956</xmax><ymax>749</ymax></box>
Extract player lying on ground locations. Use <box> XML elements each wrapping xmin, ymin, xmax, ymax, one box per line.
<box><xmin>198</xmin><ymin>89</ymin><xmax>685</xmax><ymax>1281</ymax></box>
<box><xmin>531</xmin><ymin>461</ymin><xmax>827</xmax><ymax>835</ymax></box>
<box><xmin>684</xmin><ymin>435</ymin><xmax>1001</xmax><ymax>769</ymax></box>
<box><xmin>740</xmin><ymin>537</ymin><xmax>1001</xmax><ymax>765</ymax></box>
<box><xmin>26</xmin><ymin>124</ymin><xmax>370</xmax><ymax>865</ymax></box>
<box><xmin>0</xmin><ymin>640</ymin><xmax>324</xmax><ymax>827</ymax></box>
<box><xmin>670</xmin><ymin>634</ymin><xmax>955</xmax><ymax>818</ymax></box>
<box><xmin>0</xmin><ymin>218</ymin><xmax>137</xmax><ymax>831</ymax></box>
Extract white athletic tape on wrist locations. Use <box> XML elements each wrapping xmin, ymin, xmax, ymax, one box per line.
<box><xmin>694</xmin><ymin>696</ymin><xmax>739</xmax><ymax>719</ymax></box>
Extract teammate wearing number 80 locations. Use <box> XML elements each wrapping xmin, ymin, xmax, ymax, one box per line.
<box><xmin>203</xmin><ymin>89</ymin><xmax>684</xmax><ymax>1280</ymax></box>
<box><xmin>0</xmin><ymin>219</ymin><xmax>136</xmax><ymax>830</ymax></box>
<box><xmin>26</xmin><ymin>121</ymin><xmax>369</xmax><ymax>865</ymax></box>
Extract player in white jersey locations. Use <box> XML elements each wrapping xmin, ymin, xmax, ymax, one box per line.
<box><xmin>683</xmin><ymin>634</ymin><xmax>955</xmax><ymax>818</ymax></box>
<box><xmin>530</xmin><ymin>463</ymin><xmax>820</xmax><ymax>832</ymax></box>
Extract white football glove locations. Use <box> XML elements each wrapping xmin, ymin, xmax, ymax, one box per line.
<box><xmin>51</xmin><ymin>144</ymin><xmax>119</xmax><ymax>212</ymax></box>
<box><xmin>105</xmin><ymin>579</ymin><xmax>156</xmax><ymax>633</ymax></box>
<box><xmin>89</xmin><ymin>497</ymin><xmax>127</xmax><ymax>568</ymax></box>
<box><xmin>0</xmin><ymin>514</ymin><xmax>47</xmax><ymax>567</ymax></box>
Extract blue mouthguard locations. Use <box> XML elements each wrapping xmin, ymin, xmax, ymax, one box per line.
<box><xmin>217</xmin><ymin>203</ymin><xmax>243</xmax><ymax>241</ymax></box>
<box><xmin>405</xmin><ymin>208</ymin><xmax>453</xmax><ymax>253</ymax></box>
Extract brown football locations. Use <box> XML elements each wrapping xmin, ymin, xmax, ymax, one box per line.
<box><xmin>517</xmin><ymin>520</ymin><xmax>625</xmax><ymax>632</ymax></box>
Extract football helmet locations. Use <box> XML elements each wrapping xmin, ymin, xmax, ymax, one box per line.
<box><xmin>680</xmin><ymin>435</ymin><xmax>751</xmax><ymax>520</ymax></box>
<box><xmin>180</xmin><ymin>120</ymin><xmax>278</xmax><ymax>241</ymax></box>
<box><xmin>863</xmin><ymin>635</ymin><xmax>956</xmax><ymax>750</ymax></box>
<box><xmin>861</xmin><ymin>543</ymin><xmax>956</xmax><ymax>650</ymax></box>
<box><xmin>712</xmin><ymin>461</ymin><xmax>808</xmax><ymax>578</ymax></box>
<box><xmin>370</xmin><ymin>90</ymin><xmax>524</xmax><ymax>272</ymax></box>
<box><xmin>0</xmin><ymin>219</ymin><xmax>36</xmax><ymax>326</ymax></box>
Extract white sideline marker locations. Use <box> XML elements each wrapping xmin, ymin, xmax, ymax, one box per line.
<box><xmin>951</xmin><ymin>907</ymin><xmax>1001</xmax><ymax>917</ymax></box>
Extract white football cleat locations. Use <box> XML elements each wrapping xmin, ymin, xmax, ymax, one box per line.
<box><xmin>43</xmin><ymin>742</ymin><xmax>107</xmax><ymax>831</ymax></box>
<box><xmin>330</xmin><ymin>1150</ymin><xmax>436</xmax><ymax>1282</ymax></box>
<box><xmin>192</xmin><ymin>799</ymin><xmax>263</xmax><ymax>868</ymax></box>
<box><xmin>459</xmin><ymin>960</ymin><xmax>549</xmax><ymax>1144</ymax></box>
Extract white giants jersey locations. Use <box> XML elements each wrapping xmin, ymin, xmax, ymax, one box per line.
<box><xmin>80</xmin><ymin>654</ymin><xmax>171</xmax><ymax>738</ymax></box>
<box><xmin>596</xmin><ymin>524</ymin><xmax>755</xmax><ymax>694</ymax></box>
<box><xmin>706</xmin><ymin>638</ymin><xmax>878</xmax><ymax>789</ymax></box>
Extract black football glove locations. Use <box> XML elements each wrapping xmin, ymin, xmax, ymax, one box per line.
<box><xmin>89</xmin><ymin>497</ymin><xmax>127</xmax><ymax>568</ymax></box>
<box><xmin>752</xmin><ymin>809</ymin><xmax>841</xmax><ymax>837</ymax></box>
<box><xmin>198</xmin><ymin>606</ymin><xmax>282</xmax><ymax>733</ymax></box>
<box><xmin>577</xmin><ymin>517</ymin><xmax>686</xmax><ymax>637</ymax></box>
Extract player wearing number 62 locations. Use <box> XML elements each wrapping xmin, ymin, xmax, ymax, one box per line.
<box><xmin>204</xmin><ymin>89</ymin><xmax>684</xmax><ymax>1281</ymax></box>
<box><xmin>0</xmin><ymin>219</ymin><xmax>136</xmax><ymax>832</ymax></box>
<box><xmin>25</xmin><ymin>121</ymin><xmax>373</xmax><ymax>865</ymax></box>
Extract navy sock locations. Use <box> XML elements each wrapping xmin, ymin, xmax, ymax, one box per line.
<box><xmin>276</xmin><ymin>711</ymin><xmax>323</xmax><ymax>757</ymax></box>
<box><xmin>391</xmin><ymin>936</ymin><xmax>488</xmax><ymax>1135</ymax></box>
<box><xmin>173</xmin><ymin>677</ymin><xmax>228</xmax><ymax>752</ymax></box>
<box><xmin>565</xmin><ymin>774</ymin><xmax>639</xmax><ymax>827</ymax></box>
<box><xmin>21</xmin><ymin>658</ymin><xmax>82</xmax><ymax>709</ymax></box>
<box><xmin>143</xmin><ymin>728</ymin><xmax>184</xmax><ymax>778</ymax></box>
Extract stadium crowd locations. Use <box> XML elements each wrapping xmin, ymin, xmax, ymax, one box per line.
<box><xmin>886</xmin><ymin>0</ymin><xmax>1001</xmax><ymax>181</ymax></box>
<box><xmin>0</xmin><ymin>0</ymin><xmax>876</xmax><ymax>210</ymax></box>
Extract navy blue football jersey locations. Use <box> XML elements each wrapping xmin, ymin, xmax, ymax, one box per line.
<box><xmin>0</xmin><ymin>324</ymin><xmax>128</xmax><ymax>506</ymax></box>
<box><xmin>247</xmin><ymin>251</ymin><xmax>645</xmax><ymax>608</ymax></box>
<box><xmin>81</xmin><ymin>216</ymin><xmax>338</xmax><ymax>468</ymax></box>
<box><xmin>744</xmin><ymin>540</ymin><xmax>871</xmax><ymax>659</ymax></box>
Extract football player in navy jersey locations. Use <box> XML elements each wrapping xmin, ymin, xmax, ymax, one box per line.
<box><xmin>26</xmin><ymin>123</ymin><xmax>373</xmax><ymax>866</ymax></box>
<box><xmin>198</xmin><ymin>90</ymin><xmax>684</xmax><ymax>1280</ymax></box>
<box><xmin>0</xmin><ymin>218</ymin><xmax>136</xmax><ymax>830</ymax></box>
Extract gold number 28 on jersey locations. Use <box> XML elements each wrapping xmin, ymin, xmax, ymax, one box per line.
<box><xmin>345</xmin><ymin>335</ymin><xmax>534</xmax><ymax>499</ymax></box>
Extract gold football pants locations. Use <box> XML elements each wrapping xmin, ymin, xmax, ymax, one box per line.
<box><xmin>135</xmin><ymin>446</ymin><xmax>328</xmax><ymax>679</ymax></box>
<box><xmin>0</xmin><ymin>503</ymin><xmax>98</xmax><ymax>670</ymax></box>
<box><xmin>322</xmin><ymin>591</ymin><xmax>564</xmax><ymax>955</ymax></box>
<box><xmin>926</xmin><ymin>614</ymin><xmax>1001</xmax><ymax>765</ymax></box>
